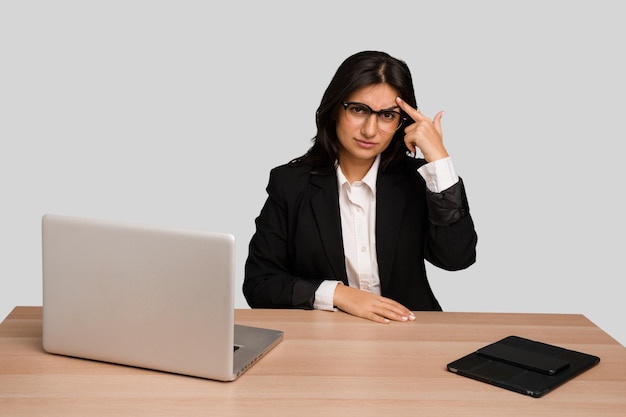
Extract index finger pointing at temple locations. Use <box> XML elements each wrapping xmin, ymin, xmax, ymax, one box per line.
<box><xmin>395</xmin><ymin>97</ymin><xmax>424</xmax><ymax>122</ymax></box>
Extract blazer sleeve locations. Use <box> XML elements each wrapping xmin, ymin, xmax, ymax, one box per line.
<box><xmin>424</xmin><ymin>177</ymin><xmax>478</xmax><ymax>271</ymax></box>
<box><xmin>243</xmin><ymin>166</ymin><xmax>324</xmax><ymax>309</ymax></box>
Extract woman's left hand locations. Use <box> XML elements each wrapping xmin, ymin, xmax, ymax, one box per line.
<box><xmin>396</xmin><ymin>97</ymin><xmax>449</xmax><ymax>163</ymax></box>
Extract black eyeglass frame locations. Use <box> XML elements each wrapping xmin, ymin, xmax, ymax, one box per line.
<box><xmin>341</xmin><ymin>101</ymin><xmax>408</xmax><ymax>132</ymax></box>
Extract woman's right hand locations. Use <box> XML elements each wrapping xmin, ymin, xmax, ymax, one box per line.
<box><xmin>333</xmin><ymin>283</ymin><xmax>416</xmax><ymax>324</ymax></box>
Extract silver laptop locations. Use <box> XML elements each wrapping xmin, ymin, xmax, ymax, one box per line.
<box><xmin>41</xmin><ymin>214</ymin><xmax>283</xmax><ymax>381</ymax></box>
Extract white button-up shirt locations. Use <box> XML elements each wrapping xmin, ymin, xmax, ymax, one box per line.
<box><xmin>338</xmin><ymin>155</ymin><xmax>381</xmax><ymax>297</ymax></box>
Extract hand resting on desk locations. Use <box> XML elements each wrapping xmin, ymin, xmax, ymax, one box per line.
<box><xmin>333</xmin><ymin>283</ymin><xmax>417</xmax><ymax>324</ymax></box>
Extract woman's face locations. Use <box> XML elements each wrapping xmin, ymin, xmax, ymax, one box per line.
<box><xmin>335</xmin><ymin>83</ymin><xmax>400</xmax><ymax>167</ymax></box>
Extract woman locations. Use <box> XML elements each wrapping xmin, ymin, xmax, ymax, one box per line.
<box><xmin>243</xmin><ymin>51</ymin><xmax>477</xmax><ymax>323</ymax></box>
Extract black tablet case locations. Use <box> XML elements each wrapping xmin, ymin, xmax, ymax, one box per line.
<box><xmin>446</xmin><ymin>335</ymin><xmax>600</xmax><ymax>398</ymax></box>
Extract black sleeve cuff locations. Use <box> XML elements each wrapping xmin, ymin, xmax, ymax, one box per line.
<box><xmin>425</xmin><ymin>178</ymin><xmax>470</xmax><ymax>226</ymax></box>
<box><xmin>292</xmin><ymin>279</ymin><xmax>322</xmax><ymax>309</ymax></box>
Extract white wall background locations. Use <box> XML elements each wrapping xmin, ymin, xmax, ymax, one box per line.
<box><xmin>1</xmin><ymin>1</ymin><xmax>624</xmax><ymax>346</ymax></box>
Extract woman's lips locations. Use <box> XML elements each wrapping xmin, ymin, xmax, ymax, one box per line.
<box><xmin>355</xmin><ymin>139</ymin><xmax>376</xmax><ymax>149</ymax></box>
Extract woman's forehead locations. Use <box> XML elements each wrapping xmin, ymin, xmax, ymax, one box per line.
<box><xmin>346</xmin><ymin>83</ymin><xmax>399</xmax><ymax>109</ymax></box>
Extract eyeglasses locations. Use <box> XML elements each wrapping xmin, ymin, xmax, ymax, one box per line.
<box><xmin>341</xmin><ymin>102</ymin><xmax>406</xmax><ymax>133</ymax></box>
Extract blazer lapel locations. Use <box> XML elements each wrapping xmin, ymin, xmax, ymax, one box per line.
<box><xmin>376</xmin><ymin>168</ymin><xmax>407</xmax><ymax>288</ymax></box>
<box><xmin>310</xmin><ymin>173</ymin><xmax>348</xmax><ymax>283</ymax></box>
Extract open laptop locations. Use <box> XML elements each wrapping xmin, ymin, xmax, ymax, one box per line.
<box><xmin>41</xmin><ymin>214</ymin><xmax>283</xmax><ymax>381</ymax></box>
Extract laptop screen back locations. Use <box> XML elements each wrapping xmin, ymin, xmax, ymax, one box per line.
<box><xmin>42</xmin><ymin>214</ymin><xmax>237</xmax><ymax>380</ymax></box>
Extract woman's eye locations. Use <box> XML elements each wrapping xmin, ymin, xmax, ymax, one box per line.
<box><xmin>351</xmin><ymin>105</ymin><xmax>367</xmax><ymax>114</ymax></box>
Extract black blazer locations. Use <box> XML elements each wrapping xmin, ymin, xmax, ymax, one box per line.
<box><xmin>243</xmin><ymin>156</ymin><xmax>477</xmax><ymax>311</ymax></box>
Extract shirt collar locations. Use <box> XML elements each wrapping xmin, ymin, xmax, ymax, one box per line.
<box><xmin>336</xmin><ymin>154</ymin><xmax>380</xmax><ymax>193</ymax></box>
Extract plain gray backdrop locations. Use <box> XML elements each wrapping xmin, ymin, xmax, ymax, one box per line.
<box><xmin>1</xmin><ymin>1</ymin><xmax>624</xmax><ymax>346</ymax></box>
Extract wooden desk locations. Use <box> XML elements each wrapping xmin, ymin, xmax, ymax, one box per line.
<box><xmin>1</xmin><ymin>307</ymin><xmax>624</xmax><ymax>417</ymax></box>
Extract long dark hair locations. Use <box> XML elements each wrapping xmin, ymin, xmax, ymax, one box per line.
<box><xmin>296</xmin><ymin>51</ymin><xmax>418</xmax><ymax>172</ymax></box>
